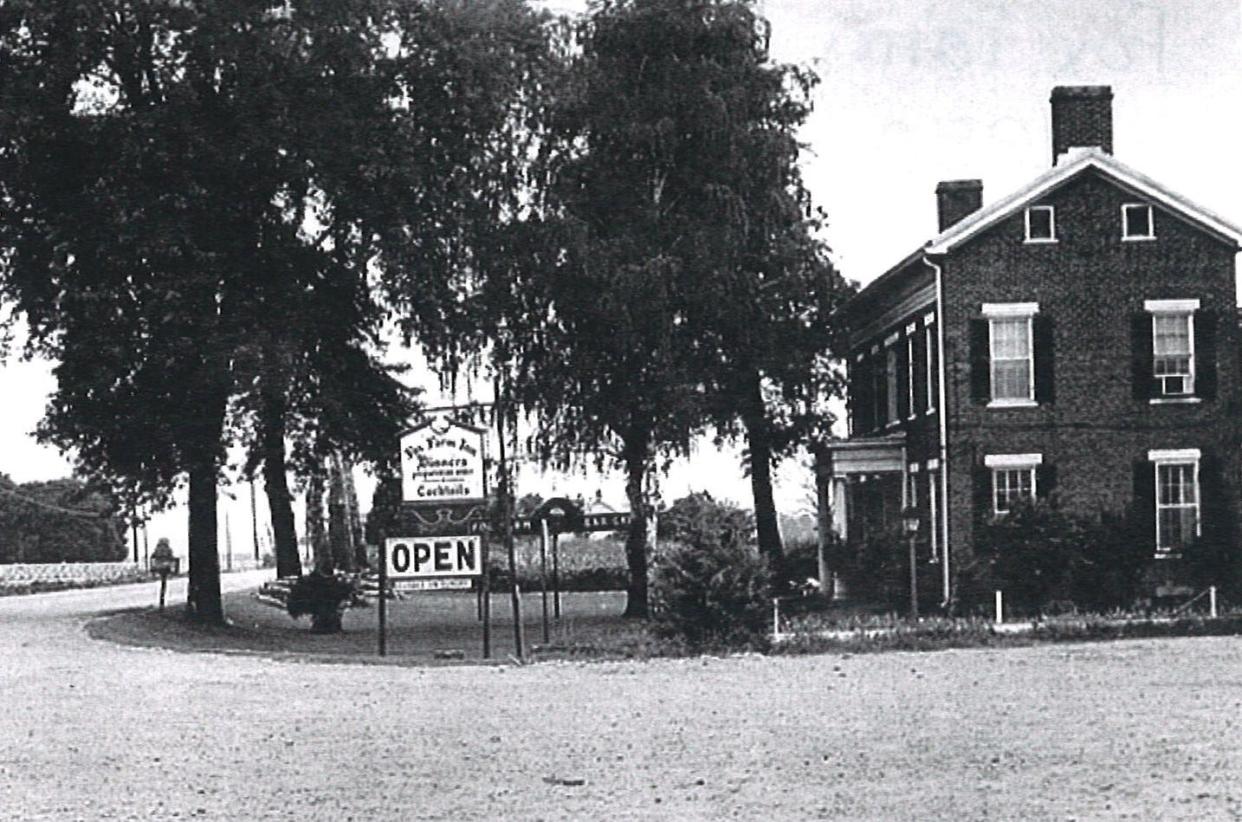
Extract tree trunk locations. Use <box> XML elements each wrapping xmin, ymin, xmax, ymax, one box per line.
<box><xmin>184</xmin><ymin>393</ymin><xmax>227</xmax><ymax>624</ymax></box>
<box><xmin>622</xmin><ymin>435</ymin><xmax>650</xmax><ymax>619</ymax></box>
<box><xmin>743</xmin><ymin>370</ymin><xmax>783</xmax><ymax>564</ymax></box>
<box><xmin>327</xmin><ymin>452</ymin><xmax>352</xmax><ymax>572</ymax></box>
<box><xmin>260</xmin><ymin>392</ymin><xmax>301</xmax><ymax>579</ymax></box>
<box><xmin>341</xmin><ymin>456</ymin><xmax>367</xmax><ymax>569</ymax></box>
<box><xmin>306</xmin><ymin>468</ymin><xmax>329</xmax><ymax>572</ymax></box>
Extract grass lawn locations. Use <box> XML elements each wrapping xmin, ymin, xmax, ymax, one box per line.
<box><xmin>89</xmin><ymin>587</ymin><xmax>654</xmax><ymax>664</ymax></box>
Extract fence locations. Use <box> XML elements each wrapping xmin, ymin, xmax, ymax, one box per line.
<box><xmin>0</xmin><ymin>562</ymin><xmax>146</xmax><ymax>586</ymax></box>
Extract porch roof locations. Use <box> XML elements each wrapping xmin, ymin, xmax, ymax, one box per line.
<box><xmin>818</xmin><ymin>433</ymin><xmax>907</xmax><ymax>477</ymax></box>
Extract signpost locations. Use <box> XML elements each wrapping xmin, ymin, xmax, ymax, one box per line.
<box><xmin>379</xmin><ymin>410</ymin><xmax>490</xmax><ymax>659</ymax></box>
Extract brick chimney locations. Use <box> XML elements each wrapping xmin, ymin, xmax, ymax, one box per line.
<box><xmin>935</xmin><ymin>179</ymin><xmax>983</xmax><ymax>232</ymax></box>
<box><xmin>1051</xmin><ymin>85</ymin><xmax>1113</xmax><ymax>164</ymax></box>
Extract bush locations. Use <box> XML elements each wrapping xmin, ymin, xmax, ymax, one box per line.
<box><xmin>773</xmin><ymin>537</ymin><xmax>821</xmax><ymax>594</ymax></box>
<box><xmin>650</xmin><ymin>511</ymin><xmax>771</xmax><ymax>650</ymax></box>
<box><xmin>1064</xmin><ymin>510</ymin><xmax>1152</xmax><ymax>612</ymax></box>
<box><xmin>956</xmin><ymin>501</ymin><xmax>1153</xmax><ymax>617</ymax></box>
<box><xmin>828</xmin><ymin>525</ymin><xmax>918</xmax><ymax>612</ymax></box>
<box><xmin>657</xmin><ymin>492</ymin><xmax>754</xmax><ymax>548</ymax></box>
<box><xmin>286</xmin><ymin>570</ymin><xmax>356</xmax><ymax>633</ymax></box>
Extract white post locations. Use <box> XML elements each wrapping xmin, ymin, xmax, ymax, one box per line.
<box><xmin>994</xmin><ymin>590</ymin><xmax>1003</xmax><ymax>625</ymax></box>
<box><xmin>1210</xmin><ymin>585</ymin><xmax>1218</xmax><ymax>619</ymax></box>
<box><xmin>772</xmin><ymin>598</ymin><xmax>780</xmax><ymax>639</ymax></box>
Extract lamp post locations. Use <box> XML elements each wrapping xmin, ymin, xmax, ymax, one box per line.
<box><xmin>901</xmin><ymin>506</ymin><xmax>920</xmax><ymax>620</ymax></box>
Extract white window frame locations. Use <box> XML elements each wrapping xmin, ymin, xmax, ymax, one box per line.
<box><xmin>927</xmin><ymin>468</ymin><xmax>939</xmax><ymax>563</ymax></box>
<box><xmin>1122</xmin><ymin>203</ymin><xmax>1155</xmax><ymax>241</ymax></box>
<box><xmin>984</xmin><ymin>453</ymin><xmax>1042</xmax><ymax>516</ymax></box>
<box><xmin>1145</xmin><ymin>299</ymin><xmax>1198</xmax><ymax>401</ymax></box>
<box><xmin>1149</xmin><ymin>448</ymin><xmax>1201</xmax><ymax>555</ymax></box>
<box><xmin>924</xmin><ymin>313</ymin><xmax>937</xmax><ymax>414</ymax></box>
<box><xmin>1024</xmin><ymin>205</ymin><xmax>1057</xmax><ymax>243</ymax></box>
<box><xmin>905</xmin><ymin>325</ymin><xmax>917</xmax><ymax>420</ymax></box>
<box><xmin>982</xmin><ymin>303</ymin><xmax>1039</xmax><ymax>407</ymax></box>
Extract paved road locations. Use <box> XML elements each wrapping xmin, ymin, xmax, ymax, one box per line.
<box><xmin>3</xmin><ymin>576</ymin><xmax>1242</xmax><ymax>820</ymax></box>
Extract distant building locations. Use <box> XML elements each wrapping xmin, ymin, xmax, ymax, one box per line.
<box><xmin>821</xmin><ymin>86</ymin><xmax>1242</xmax><ymax>606</ymax></box>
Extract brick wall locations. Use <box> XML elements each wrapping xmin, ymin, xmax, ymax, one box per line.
<box><xmin>940</xmin><ymin>170</ymin><xmax>1240</xmax><ymax>563</ymax></box>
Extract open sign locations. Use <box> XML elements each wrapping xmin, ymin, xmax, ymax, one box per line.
<box><xmin>385</xmin><ymin>536</ymin><xmax>481</xmax><ymax>579</ymax></box>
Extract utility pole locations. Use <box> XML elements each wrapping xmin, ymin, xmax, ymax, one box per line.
<box><xmin>250</xmin><ymin>479</ymin><xmax>260</xmax><ymax>563</ymax></box>
<box><xmin>496</xmin><ymin>381</ymin><xmax>523</xmax><ymax>661</ymax></box>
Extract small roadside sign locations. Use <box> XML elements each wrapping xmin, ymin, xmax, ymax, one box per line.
<box><xmin>393</xmin><ymin>578</ymin><xmax>472</xmax><ymax>591</ymax></box>
<box><xmin>385</xmin><ymin>536</ymin><xmax>482</xmax><ymax>579</ymax></box>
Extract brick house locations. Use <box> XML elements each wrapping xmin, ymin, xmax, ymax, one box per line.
<box><xmin>820</xmin><ymin>86</ymin><xmax>1242</xmax><ymax>608</ymax></box>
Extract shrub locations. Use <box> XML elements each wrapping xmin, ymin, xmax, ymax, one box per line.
<box><xmin>956</xmin><ymin>501</ymin><xmax>1080</xmax><ymax>616</ymax></box>
<box><xmin>830</xmin><ymin>525</ymin><xmax>913</xmax><ymax>612</ymax></box>
<box><xmin>1063</xmin><ymin>509</ymin><xmax>1152</xmax><ymax>612</ymax></box>
<box><xmin>286</xmin><ymin>570</ymin><xmax>356</xmax><ymax>633</ymax></box>
<box><xmin>650</xmin><ymin>516</ymin><xmax>771</xmax><ymax>650</ymax></box>
<box><xmin>773</xmin><ymin>537</ymin><xmax>822</xmax><ymax>594</ymax></box>
<box><xmin>956</xmin><ymin>501</ymin><xmax>1154</xmax><ymax>616</ymax></box>
<box><xmin>657</xmin><ymin>492</ymin><xmax>754</xmax><ymax>548</ymax></box>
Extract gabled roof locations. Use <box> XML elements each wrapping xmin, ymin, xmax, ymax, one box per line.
<box><xmin>841</xmin><ymin>149</ymin><xmax>1242</xmax><ymax>324</ymax></box>
<box><xmin>927</xmin><ymin>148</ymin><xmax>1242</xmax><ymax>253</ymax></box>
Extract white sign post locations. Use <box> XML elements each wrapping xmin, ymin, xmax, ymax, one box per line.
<box><xmin>399</xmin><ymin>414</ymin><xmax>486</xmax><ymax>503</ymax></box>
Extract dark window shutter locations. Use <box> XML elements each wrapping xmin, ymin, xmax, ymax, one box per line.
<box><xmin>875</xmin><ymin>356</ymin><xmax>888</xmax><ymax>427</ymax></box>
<box><xmin>1131</xmin><ymin>313</ymin><xmax>1154</xmax><ymax>401</ymax></box>
<box><xmin>1037</xmin><ymin>464</ymin><xmax>1057</xmax><ymax>501</ymax></box>
<box><xmin>848</xmin><ymin>360</ymin><xmax>861</xmax><ymax>434</ymax></box>
<box><xmin>855</xmin><ymin>358</ymin><xmax>873</xmax><ymax>433</ymax></box>
<box><xmin>1198</xmin><ymin>451</ymin><xmax>1229</xmax><ymax>550</ymax></box>
<box><xmin>1195</xmin><ymin>310</ymin><xmax>1217</xmax><ymax>400</ymax></box>
<box><xmin>911</xmin><ymin>329</ymin><xmax>925</xmax><ymax>417</ymax></box>
<box><xmin>896</xmin><ymin>340</ymin><xmax>910</xmax><ymax>420</ymax></box>
<box><xmin>974</xmin><ymin>464</ymin><xmax>993</xmax><ymax>523</ymax></box>
<box><xmin>1132</xmin><ymin>460</ymin><xmax>1156</xmax><ymax>553</ymax></box>
<box><xmin>969</xmin><ymin>319</ymin><xmax>991</xmax><ymax>404</ymax></box>
<box><xmin>1033</xmin><ymin>315</ymin><xmax>1055</xmax><ymax>404</ymax></box>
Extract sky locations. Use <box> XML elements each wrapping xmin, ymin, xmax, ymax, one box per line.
<box><xmin>2</xmin><ymin>0</ymin><xmax>1240</xmax><ymax>559</ymax></box>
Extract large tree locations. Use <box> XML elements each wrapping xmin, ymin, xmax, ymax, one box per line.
<box><xmin>540</xmin><ymin>0</ymin><xmax>851</xmax><ymax>568</ymax></box>
<box><xmin>673</xmin><ymin>3</ymin><xmax>852</xmax><ymax>564</ymax></box>
<box><xmin>0</xmin><ymin>1</ymin><xmax>537</xmax><ymax>621</ymax></box>
<box><xmin>493</xmin><ymin>0</ymin><xmax>779</xmax><ymax>618</ymax></box>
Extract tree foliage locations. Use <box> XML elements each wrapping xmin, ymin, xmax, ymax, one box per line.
<box><xmin>0</xmin><ymin>475</ymin><xmax>126</xmax><ymax>564</ymax></box>
<box><xmin>491</xmin><ymin>0</ymin><xmax>853</xmax><ymax>621</ymax></box>
<box><xmin>0</xmin><ymin>1</ymin><xmax>551</xmax><ymax>620</ymax></box>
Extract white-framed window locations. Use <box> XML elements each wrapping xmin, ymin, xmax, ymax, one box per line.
<box><xmin>906</xmin><ymin>467</ymin><xmax>918</xmax><ymax>508</ymax></box>
<box><xmin>924</xmin><ymin>313</ymin><xmax>936</xmax><ymax>413</ymax></box>
<box><xmin>984</xmin><ymin>453</ymin><xmax>1042</xmax><ymax>516</ymax></box>
<box><xmin>983</xmin><ymin>303</ymin><xmax>1038</xmax><ymax>405</ymax></box>
<box><xmin>928</xmin><ymin>469</ymin><xmax>940</xmax><ymax>563</ymax></box>
<box><xmin>1025</xmin><ymin>205</ymin><xmax>1056</xmax><ymax>243</ymax></box>
<box><xmin>885</xmin><ymin>343</ymin><xmax>899</xmax><ymax>425</ymax></box>
<box><xmin>1150</xmin><ymin>449</ymin><xmax>1201</xmax><ymax>554</ymax></box>
<box><xmin>1122</xmin><ymin>203</ymin><xmax>1155</xmax><ymax>240</ymax></box>
<box><xmin>1145</xmin><ymin>300</ymin><xmax>1197</xmax><ymax>398</ymax></box>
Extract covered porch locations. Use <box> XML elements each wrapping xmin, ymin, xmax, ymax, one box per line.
<box><xmin>817</xmin><ymin>434</ymin><xmax>910</xmax><ymax>548</ymax></box>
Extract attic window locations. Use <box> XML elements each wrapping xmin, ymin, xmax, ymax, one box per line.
<box><xmin>1122</xmin><ymin>203</ymin><xmax>1155</xmax><ymax>241</ymax></box>
<box><xmin>1025</xmin><ymin>206</ymin><xmax>1056</xmax><ymax>243</ymax></box>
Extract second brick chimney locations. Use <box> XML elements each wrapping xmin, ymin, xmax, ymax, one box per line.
<box><xmin>1051</xmin><ymin>85</ymin><xmax>1113</xmax><ymax>164</ymax></box>
<box><xmin>936</xmin><ymin>179</ymin><xmax>983</xmax><ymax>232</ymax></box>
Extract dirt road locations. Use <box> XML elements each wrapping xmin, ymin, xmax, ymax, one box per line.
<box><xmin>3</xmin><ymin>576</ymin><xmax>1241</xmax><ymax>820</ymax></box>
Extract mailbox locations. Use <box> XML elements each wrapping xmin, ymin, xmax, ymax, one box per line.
<box><xmin>150</xmin><ymin>541</ymin><xmax>180</xmax><ymax>576</ymax></box>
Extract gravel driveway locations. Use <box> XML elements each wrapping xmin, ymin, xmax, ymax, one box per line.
<box><xmin>3</xmin><ymin>574</ymin><xmax>1242</xmax><ymax>820</ymax></box>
